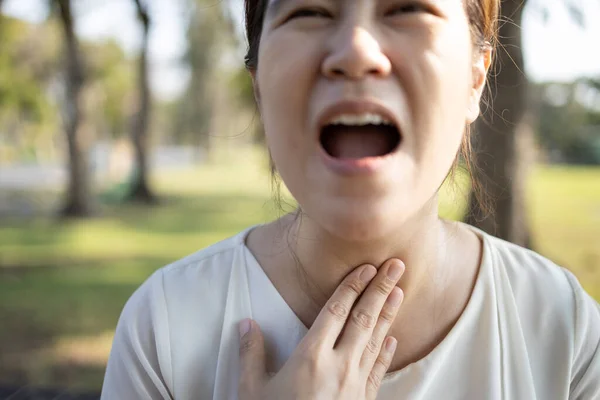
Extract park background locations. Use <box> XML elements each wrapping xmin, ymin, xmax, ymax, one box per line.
<box><xmin>0</xmin><ymin>0</ymin><xmax>599</xmax><ymax>397</ymax></box>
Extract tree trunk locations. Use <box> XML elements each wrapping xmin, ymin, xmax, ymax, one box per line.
<box><xmin>466</xmin><ymin>0</ymin><xmax>532</xmax><ymax>247</ymax></box>
<box><xmin>57</xmin><ymin>0</ymin><xmax>91</xmax><ymax>217</ymax></box>
<box><xmin>127</xmin><ymin>0</ymin><xmax>155</xmax><ymax>203</ymax></box>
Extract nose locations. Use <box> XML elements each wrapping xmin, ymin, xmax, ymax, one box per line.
<box><xmin>322</xmin><ymin>26</ymin><xmax>392</xmax><ymax>80</ymax></box>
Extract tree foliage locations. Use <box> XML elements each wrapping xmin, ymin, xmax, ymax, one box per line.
<box><xmin>0</xmin><ymin>15</ymin><xmax>60</xmax><ymax>159</ymax></box>
<box><xmin>84</xmin><ymin>39</ymin><xmax>134</xmax><ymax>140</ymax></box>
<box><xmin>0</xmin><ymin>13</ymin><xmax>133</xmax><ymax>162</ymax></box>
<box><xmin>173</xmin><ymin>0</ymin><xmax>233</xmax><ymax>151</ymax></box>
<box><xmin>537</xmin><ymin>80</ymin><xmax>600</xmax><ymax>164</ymax></box>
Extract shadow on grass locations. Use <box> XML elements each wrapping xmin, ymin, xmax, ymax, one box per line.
<box><xmin>0</xmin><ymin>386</ymin><xmax>100</xmax><ymax>400</ymax></box>
<box><xmin>0</xmin><ymin>260</ymin><xmax>165</xmax><ymax>392</ymax></box>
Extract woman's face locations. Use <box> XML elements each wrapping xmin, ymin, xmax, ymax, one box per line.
<box><xmin>255</xmin><ymin>0</ymin><xmax>489</xmax><ymax>241</ymax></box>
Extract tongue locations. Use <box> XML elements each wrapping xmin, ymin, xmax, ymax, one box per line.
<box><xmin>325</xmin><ymin>125</ymin><xmax>395</xmax><ymax>159</ymax></box>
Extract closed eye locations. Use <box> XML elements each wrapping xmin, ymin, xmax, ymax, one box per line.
<box><xmin>287</xmin><ymin>8</ymin><xmax>332</xmax><ymax>20</ymax></box>
<box><xmin>386</xmin><ymin>2</ymin><xmax>434</xmax><ymax>16</ymax></box>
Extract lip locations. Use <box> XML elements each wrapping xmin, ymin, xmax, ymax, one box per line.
<box><xmin>318</xmin><ymin>148</ymin><xmax>396</xmax><ymax>176</ymax></box>
<box><xmin>315</xmin><ymin>99</ymin><xmax>402</xmax><ymax>176</ymax></box>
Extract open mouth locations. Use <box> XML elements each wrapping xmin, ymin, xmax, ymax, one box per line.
<box><xmin>319</xmin><ymin>113</ymin><xmax>402</xmax><ymax>159</ymax></box>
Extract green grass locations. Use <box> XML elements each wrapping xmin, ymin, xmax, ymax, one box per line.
<box><xmin>528</xmin><ymin>166</ymin><xmax>600</xmax><ymax>299</ymax></box>
<box><xmin>0</xmin><ymin>149</ymin><xmax>599</xmax><ymax>391</ymax></box>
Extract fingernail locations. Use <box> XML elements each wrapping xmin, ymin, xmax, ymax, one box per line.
<box><xmin>360</xmin><ymin>265</ymin><xmax>377</xmax><ymax>283</ymax></box>
<box><xmin>387</xmin><ymin>261</ymin><xmax>403</xmax><ymax>280</ymax></box>
<box><xmin>239</xmin><ymin>319</ymin><xmax>251</xmax><ymax>337</ymax></box>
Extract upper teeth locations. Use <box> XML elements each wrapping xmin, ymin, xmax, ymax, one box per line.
<box><xmin>328</xmin><ymin>113</ymin><xmax>394</xmax><ymax>126</ymax></box>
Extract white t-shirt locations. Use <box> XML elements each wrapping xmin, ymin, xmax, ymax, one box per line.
<box><xmin>100</xmin><ymin>224</ymin><xmax>600</xmax><ymax>400</ymax></box>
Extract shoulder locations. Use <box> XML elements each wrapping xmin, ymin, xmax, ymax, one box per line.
<box><xmin>160</xmin><ymin>229</ymin><xmax>250</xmax><ymax>287</ymax></box>
<box><xmin>478</xmin><ymin>228</ymin><xmax>600</xmax><ymax>363</ymax></box>
<box><xmin>475</xmin><ymin>228</ymin><xmax>600</xmax><ymax>394</ymax></box>
<box><xmin>483</xmin><ymin>231</ymin><xmax>575</xmax><ymax>299</ymax></box>
<box><xmin>466</xmin><ymin>229</ymin><xmax>579</xmax><ymax>337</ymax></box>
<box><xmin>480</xmin><ymin>230</ymin><xmax>589</xmax><ymax>322</ymax></box>
<box><xmin>118</xmin><ymin>227</ymin><xmax>251</xmax><ymax>319</ymax></box>
<box><xmin>103</xmin><ymin>229</ymin><xmax>255</xmax><ymax>395</ymax></box>
<box><xmin>113</xmin><ymin>227</ymin><xmax>255</xmax><ymax>337</ymax></box>
<box><xmin>133</xmin><ymin>227</ymin><xmax>253</xmax><ymax>310</ymax></box>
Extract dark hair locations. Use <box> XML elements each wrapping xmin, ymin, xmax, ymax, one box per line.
<box><xmin>244</xmin><ymin>0</ymin><xmax>500</xmax><ymax>217</ymax></box>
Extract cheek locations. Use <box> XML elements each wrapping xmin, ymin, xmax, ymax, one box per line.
<box><xmin>399</xmin><ymin>24</ymin><xmax>473</xmax><ymax>179</ymax></box>
<box><xmin>256</xmin><ymin>31</ymin><xmax>326</xmax><ymax>191</ymax></box>
<box><xmin>256</xmin><ymin>34</ymin><xmax>318</xmax><ymax>149</ymax></box>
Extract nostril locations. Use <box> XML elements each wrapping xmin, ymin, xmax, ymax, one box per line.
<box><xmin>328</xmin><ymin>67</ymin><xmax>382</xmax><ymax>79</ymax></box>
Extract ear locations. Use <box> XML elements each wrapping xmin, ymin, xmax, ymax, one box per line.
<box><xmin>466</xmin><ymin>47</ymin><xmax>492</xmax><ymax>124</ymax></box>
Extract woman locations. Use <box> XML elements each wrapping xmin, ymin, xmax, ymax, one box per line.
<box><xmin>101</xmin><ymin>0</ymin><xmax>600</xmax><ymax>399</ymax></box>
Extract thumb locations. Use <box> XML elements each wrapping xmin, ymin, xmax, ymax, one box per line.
<box><xmin>238</xmin><ymin>319</ymin><xmax>267</xmax><ymax>393</ymax></box>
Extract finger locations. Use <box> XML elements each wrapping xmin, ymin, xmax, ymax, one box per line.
<box><xmin>335</xmin><ymin>259</ymin><xmax>404</xmax><ymax>355</ymax></box>
<box><xmin>306</xmin><ymin>264</ymin><xmax>378</xmax><ymax>349</ymax></box>
<box><xmin>360</xmin><ymin>285</ymin><xmax>403</xmax><ymax>372</ymax></box>
<box><xmin>365</xmin><ymin>336</ymin><xmax>397</xmax><ymax>400</ymax></box>
<box><xmin>238</xmin><ymin>319</ymin><xmax>268</xmax><ymax>397</ymax></box>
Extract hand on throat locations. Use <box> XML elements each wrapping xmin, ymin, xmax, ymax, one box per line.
<box><xmin>263</xmin><ymin>207</ymin><xmax>456</xmax><ymax>328</ymax></box>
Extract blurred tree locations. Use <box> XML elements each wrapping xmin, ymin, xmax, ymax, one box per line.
<box><xmin>174</xmin><ymin>0</ymin><xmax>234</xmax><ymax>160</ymax></box>
<box><xmin>54</xmin><ymin>0</ymin><xmax>92</xmax><ymax>217</ymax></box>
<box><xmin>84</xmin><ymin>39</ymin><xmax>133</xmax><ymax>140</ymax></box>
<box><xmin>0</xmin><ymin>15</ymin><xmax>60</xmax><ymax>161</ymax></box>
<box><xmin>537</xmin><ymin>80</ymin><xmax>600</xmax><ymax>164</ymax></box>
<box><xmin>126</xmin><ymin>0</ymin><xmax>154</xmax><ymax>203</ymax></box>
<box><xmin>466</xmin><ymin>0</ymin><xmax>531</xmax><ymax>246</ymax></box>
<box><xmin>0</xmin><ymin>11</ymin><xmax>134</xmax><ymax>158</ymax></box>
<box><xmin>466</xmin><ymin>0</ymin><xmax>592</xmax><ymax>247</ymax></box>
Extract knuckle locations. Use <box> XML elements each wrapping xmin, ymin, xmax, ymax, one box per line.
<box><xmin>302</xmin><ymin>349</ymin><xmax>321</xmax><ymax>366</ymax></box>
<box><xmin>378</xmin><ymin>307</ymin><xmax>396</xmax><ymax>324</ymax></box>
<box><xmin>367</xmin><ymin>370</ymin><xmax>383</xmax><ymax>391</ymax></box>
<box><xmin>298</xmin><ymin>345</ymin><xmax>323</xmax><ymax>372</ymax></box>
<box><xmin>326</xmin><ymin>300</ymin><xmax>350</xmax><ymax>320</ymax></box>
<box><xmin>351</xmin><ymin>309</ymin><xmax>377</xmax><ymax>329</ymax></box>
<box><xmin>343</xmin><ymin>278</ymin><xmax>365</xmax><ymax>297</ymax></box>
<box><xmin>374</xmin><ymin>280</ymin><xmax>393</xmax><ymax>297</ymax></box>
<box><xmin>300</xmin><ymin>355</ymin><xmax>319</xmax><ymax>376</ymax></box>
<box><xmin>365</xmin><ymin>336</ymin><xmax>380</xmax><ymax>355</ymax></box>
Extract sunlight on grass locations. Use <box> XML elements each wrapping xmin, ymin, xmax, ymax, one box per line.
<box><xmin>51</xmin><ymin>331</ymin><xmax>114</xmax><ymax>367</ymax></box>
<box><xmin>528</xmin><ymin>166</ymin><xmax>600</xmax><ymax>298</ymax></box>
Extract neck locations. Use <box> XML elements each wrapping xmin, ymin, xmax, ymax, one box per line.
<box><xmin>247</xmin><ymin>203</ymin><xmax>482</xmax><ymax>370</ymax></box>
<box><xmin>279</xmin><ymin>201</ymin><xmax>452</xmax><ymax>316</ymax></box>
